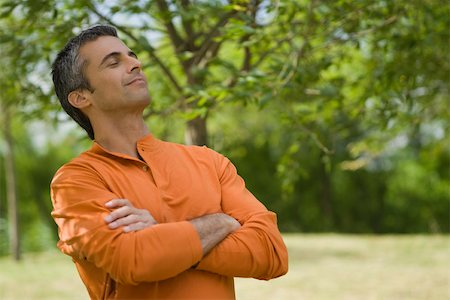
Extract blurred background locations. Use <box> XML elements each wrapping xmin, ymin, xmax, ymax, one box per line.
<box><xmin>0</xmin><ymin>0</ymin><xmax>448</xmax><ymax>299</ymax></box>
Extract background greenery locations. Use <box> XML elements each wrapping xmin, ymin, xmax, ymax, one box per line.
<box><xmin>0</xmin><ymin>0</ymin><xmax>449</xmax><ymax>258</ymax></box>
<box><xmin>1</xmin><ymin>235</ymin><xmax>449</xmax><ymax>299</ymax></box>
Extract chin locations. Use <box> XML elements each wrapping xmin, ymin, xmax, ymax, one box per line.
<box><xmin>142</xmin><ymin>96</ymin><xmax>151</xmax><ymax>106</ymax></box>
<box><xmin>136</xmin><ymin>97</ymin><xmax>151</xmax><ymax>109</ymax></box>
<box><xmin>131</xmin><ymin>92</ymin><xmax>150</xmax><ymax>103</ymax></box>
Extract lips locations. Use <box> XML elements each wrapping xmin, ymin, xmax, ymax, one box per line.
<box><xmin>126</xmin><ymin>75</ymin><xmax>146</xmax><ymax>86</ymax></box>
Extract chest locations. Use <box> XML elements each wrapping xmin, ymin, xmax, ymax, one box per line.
<box><xmin>96</xmin><ymin>157</ymin><xmax>222</xmax><ymax>223</ymax></box>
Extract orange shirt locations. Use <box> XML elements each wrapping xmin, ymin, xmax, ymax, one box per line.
<box><xmin>51</xmin><ymin>134</ymin><xmax>288</xmax><ymax>299</ymax></box>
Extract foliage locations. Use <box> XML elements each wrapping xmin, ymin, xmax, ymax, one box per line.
<box><xmin>0</xmin><ymin>0</ymin><xmax>448</xmax><ymax>256</ymax></box>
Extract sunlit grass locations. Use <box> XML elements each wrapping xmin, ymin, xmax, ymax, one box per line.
<box><xmin>0</xmin><ymin>248</ymin><xmax>87</xmax><ymax>299</ymax></box>
<box><xmin>236</xmin><ymin>234</ymin><xmax>449</xmax><ymax>300</ymax></box>
<box><xmin>0</xmin><ymin>234</ymin><xmax>448</xmax><ymax>299</ymax></box>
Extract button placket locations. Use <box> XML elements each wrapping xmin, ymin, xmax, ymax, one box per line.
<box><xmin>137</xmin><ymin>145</ymin><xmax>157</xmax><ymax>185</ymax></box>
<box><xmin>138</xmin><ymin>146</ymin><xmax>148</xmax><ymax>171</ymax></box>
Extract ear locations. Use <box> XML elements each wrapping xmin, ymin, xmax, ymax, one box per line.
<box><xmin>68</xmin><ymin>90</ymin><xmax>91</xmax><ymax>109</ymax></box>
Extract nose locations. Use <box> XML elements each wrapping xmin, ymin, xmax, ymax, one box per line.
<box><xmin>127</xmin><ymin>55</ymin><xmax>142</xmax><ymax>73</ymax></box>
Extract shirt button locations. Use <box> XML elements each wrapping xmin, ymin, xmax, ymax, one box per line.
<box><xmin>142</xmin><ymin>165</ymin><xmax>148</xmax><ymax>171</ymax></box>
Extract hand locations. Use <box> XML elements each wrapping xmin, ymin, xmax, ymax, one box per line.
<box><xmin>104</xmin><ymin>198</ymin><xmax>157</xmax><ymax>232</ymax></box>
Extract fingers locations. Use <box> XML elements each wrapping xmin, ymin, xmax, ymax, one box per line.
<box><xmin>107</xmin><ymin>212</ymin><xmax>140</xmax><ymax>229</ymax></box>
<box><xmin>105</xmin><ymin>204</ymin><xmax>133</xmax><ymax>223</ymax></box>
<box><xmin>104</xmin><ymin>198</ymin><xmax>157</xmax><ymax>232</ymax></box>
<box><xmin>105</xmin><ymin>198</ymin><xmax>130</xmax><ymax>209</ymax></box>
<box><xmin>124</xmin><ymin>222</ymin><xmax>149</xmax><ymax>233</ymax></box>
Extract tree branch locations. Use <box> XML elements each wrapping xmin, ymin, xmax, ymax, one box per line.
<box><xmin>277</xmin><ymin>0</ymin><xmax>314</xmax><ymax>86</ymax></box>
<box><xmin>221</xmin><ymin>32</ymin><xmax>295</xmax><ymax>89</ymax></box>
<box><xmin>240</xmin><ymin>0</ymin><xmax>261</xmax><ymax>72</ymax></box>
<box><xmin>191</xmin><ymin>9</ymin><xmax>239</xmax><ymax>66</ymax></box>
<box><xmin>197</xmin><ymin>40</ymin><xmax>224</xmax><ymax>69</ymax></box>
<box><xmin>299</xmin><ymin>124</ymin><xmax>334</xmax><ymax>155</ymax></box>
<box><xmin>180</xmin><ymin>0</ymin><xmax>195</xmax><ymax>50</ymax></box>
<box><xmin>155</xmin><ymin>0</ymin><xmax>185</xmax><ymax>53</ymax></box>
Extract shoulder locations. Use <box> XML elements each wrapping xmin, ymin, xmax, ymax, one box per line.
<box><xmin>164</xmin><ymin>140</ymin><xmax>226</xmax><ymax>161</ymax></box>
<box><xmin>51</xmin><ymin>150</ymin><xmax>104</xmax><ymax>186</ymax></box>
<box><xmin>158</xmin><ymin>140</ymin><xmax>231</xmax><ymax>173</ymax></box>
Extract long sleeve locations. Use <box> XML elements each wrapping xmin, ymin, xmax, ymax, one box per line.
<box><xmin>196</xmin><ymin>151</ymin><xmax>289</xmax><ymax>279</ymax></box>
<box><xmin>51</xmin><ymin>163</ymin><xmax>203</xmax><ymax>286</ymax></box>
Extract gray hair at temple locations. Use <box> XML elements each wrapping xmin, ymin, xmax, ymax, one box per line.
<box><xmin>51</xmin><ymin>25</ymin><xmax>118</xmax><ymax>140</ymax></box>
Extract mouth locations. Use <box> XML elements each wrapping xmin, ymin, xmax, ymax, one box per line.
<box><xmin>126</xmin><ymin>75</ymin><xmax>146</xmax><ymax>86</ymax></box>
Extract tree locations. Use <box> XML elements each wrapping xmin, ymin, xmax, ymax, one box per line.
<box><xmin>0</xmin><ymin>0</ymin><xmax>293</xmax><ymax>145</ymax></box>
<box><xmin>0</xmin><ymin>14</ymin><xmax>52</xmax><ymax>259</ymax></box>
<box><xmin>0</xmin><ymin>36</ymin><xmax>21</xmax><ymax>260</ymax></box>
<box><xmin>0</xmin><ymin>103</ymin><xmax>20</xmax><ymax>260</ymax></box>
<box><xmin>0</xmin><ymin>0</ymin><xmax>448</xmax><ymax>236</ymax></box>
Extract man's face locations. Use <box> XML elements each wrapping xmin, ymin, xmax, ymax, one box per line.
<box><xmin>78</xmin><ymin>35</ymin><xmax>150</xmax><ymax>113</ymax></box>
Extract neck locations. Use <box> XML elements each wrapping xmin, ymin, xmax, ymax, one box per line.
<box><xmin>90</xmin><ymin>112</ymin><xmax>149</xmax><ymax>158</ymax></box>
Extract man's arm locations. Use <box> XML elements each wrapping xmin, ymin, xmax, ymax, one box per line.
<box><xmin>51</xmin><ymin>163</ymin><xmax>235</xmax><ymax>285</ymax></box>
<box><xmin>195</xmin><ymin>150</ymin><xmax>289</xmax><ymax>280</ymax></box>
<box><xmin>190</xmin><ymin>213</ymin><xmax>241</xmax><ymax>256</ymax></box>
<box><xmin>104</xmin><ymin>198</ymin><xmax>240</xmax><ymax>256</ymax></box>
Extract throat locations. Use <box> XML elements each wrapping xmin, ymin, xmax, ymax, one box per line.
<box><xmin>94</xmin><ymin>128</ymin><xmax>150</xmax><ymax>159</ymax></box>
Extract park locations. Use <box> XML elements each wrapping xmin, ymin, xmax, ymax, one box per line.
<box><xmin>0</xmin><ymin>0</ymin><xmax>448</xmax><ymax>299</ymax></box>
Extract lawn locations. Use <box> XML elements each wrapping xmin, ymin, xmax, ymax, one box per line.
<box><xmin>0</xmin><ymin>234</ymin><xmax>448</xmax><ymax>299</ymax></box>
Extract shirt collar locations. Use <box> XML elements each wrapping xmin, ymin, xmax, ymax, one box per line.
<box><xmin>90</xmin><ymin>133</ymin><xmax>162</xmax><ymax>160</ymax></box>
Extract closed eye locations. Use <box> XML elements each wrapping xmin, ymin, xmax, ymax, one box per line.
<box><xmin>129</xmin><ymin>51</ymin><xmax>138</xmax><ymax>59</ymax></box>
<box><xmin>99</xmin><ymin>51</ymin><xmax>139</xmax><ymax>69</ymax></box>
<box><xmin>108</xmin><ymin>61</ymin><xmax>119</xmax><ymax>67</ymax></box>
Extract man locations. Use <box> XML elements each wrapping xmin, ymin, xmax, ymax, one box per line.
<box><xmin>50</xmin><ymin>25</ymin><xmax>288</xmax><ymax>299</ymax></box>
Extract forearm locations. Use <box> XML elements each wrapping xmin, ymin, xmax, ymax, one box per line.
<box><xmin>84</xmin><ymin>214</ymin><xmax>240</xmax><ymax>284</ymax></box>
<box><xmin>105</xmin><ymin>221</ymin><xmax>203</xmax><ymax>284</ymax></box>
<box><xmin>96</xmin><ymin>213</ymin><xmax>239</xmax><ymax>283</ymax></box>
<box><xmin>55</xmin><ymin>207</ymin><xmax>203</xmax><ymax>285</ymax></box>
<box><xmin>189</xmin><ymin>213</ymin><xmax>240</xmax><ymax>256</ymax></box>
<box><xmin>195</xmin><ymin>211</ymin><xmax>288</xmax><ymax>280</ymax></box>
<box><xmin>199</xmin><ymin>151</ymin><xmax>289</xmax><ymax>279</ymax></box>
<box><xmin>54</xmin><ymin>197</ymin><xmax>240</xmax><ymax>285</ymax></box>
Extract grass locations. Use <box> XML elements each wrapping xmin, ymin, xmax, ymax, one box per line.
<box><xmin>236</xmin><ymin>234</ymin><xmax>450</xmax><ymax>300</ymax></box>
<box><xmin>0</xmin><ymin>234</ymin><xmax>448</xmax><ymax>299</ymax></box>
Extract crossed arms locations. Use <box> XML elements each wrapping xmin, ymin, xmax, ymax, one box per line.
<box><xmin>104</xmin><ymin>198</ymin><xmax>241</xmax><ymax>257</ymax></box>
<box><xmin>51</xmin><ymin>151</ymin><xmax>288</xmax><ymax>285</ymax></box>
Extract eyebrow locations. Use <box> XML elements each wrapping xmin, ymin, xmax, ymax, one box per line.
<box><xmin>98</xmin><ymin>51</ymin><xmax>138</xmax><ymax>68</ymax></box>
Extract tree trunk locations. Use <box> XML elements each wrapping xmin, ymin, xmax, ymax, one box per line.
<box><xmin>4</xmin><ymin>108</ymin><xmax>21</xmax><ymax>261</ymax></box>
<box><xmin>319</xmin><ymin>157</ymin><xmax>335</xmax><ymax>229</ymax></box>
<box><xmin>185</xmin><ymin>116</ymin><xmax>208</xmax><ymax>146</ymax></box>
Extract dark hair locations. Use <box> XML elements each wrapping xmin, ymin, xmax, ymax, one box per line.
<box><xmin>52</xmin><ymin>25</ymin><xmax>118</xmax><ymax>140</ymax></box>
